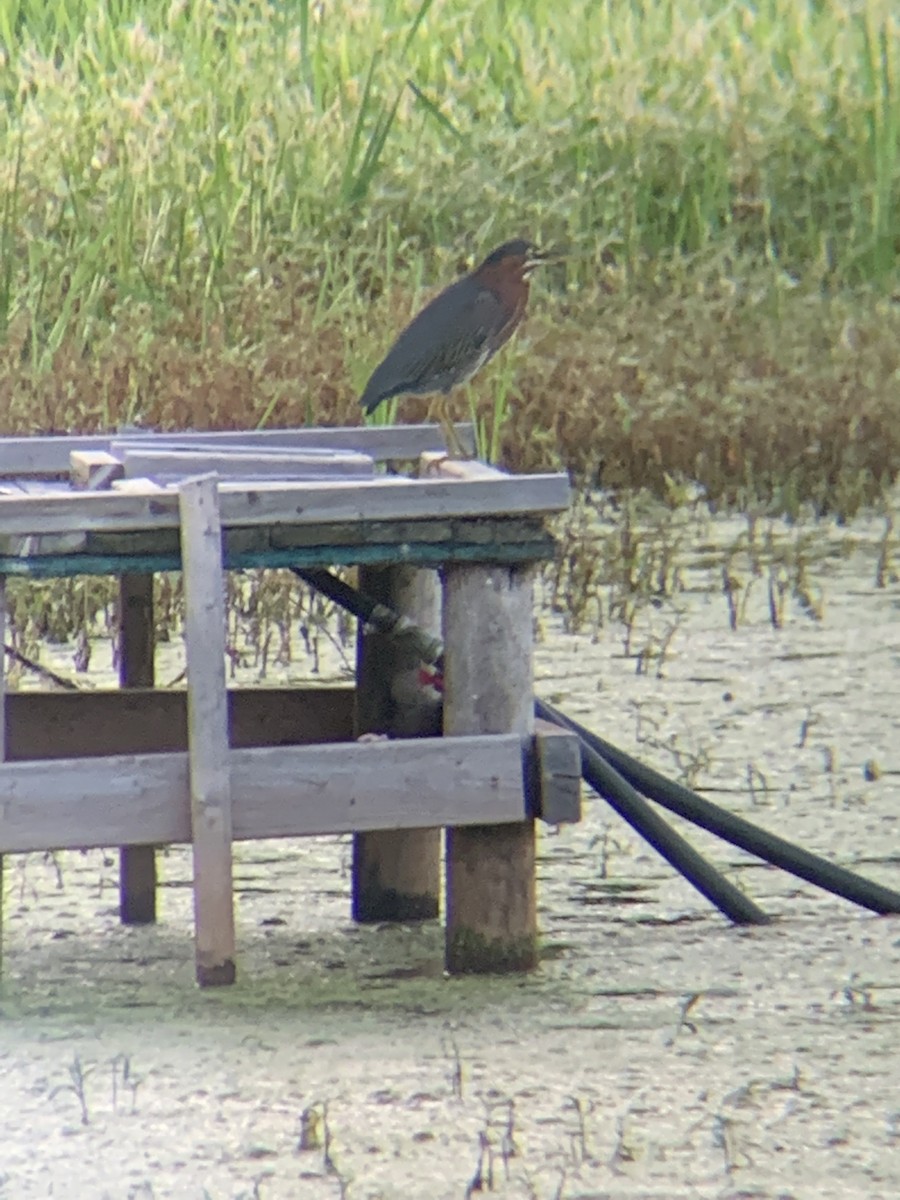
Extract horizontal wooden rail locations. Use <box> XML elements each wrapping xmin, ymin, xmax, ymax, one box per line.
<box><xmin>0</xmin><ymin>734</ymin><xmax>529</xmax><ymax>853</ymax></box>
<box><xmin>119</xmin><ymin>446</ymin><xmax>375</xmax><ymax>481</ymax></box>
<box><xmin>0</xmin><ymin>537</ymin><xmax>559</xmax><ymax>579</ymax></box>
<box><xmin>0</xmin><ymin>474</ymin><xmax>570</xmax><ymax>537</ymax></box>
<box><xmin>0</xmin><ymin>424</ymin><xmax>478</xmax><ymax>477</ymax></box>
<box><xmin>4</xmin><ymin>687</ymin><xmax>353</xmax><ymax>759</ymax></box>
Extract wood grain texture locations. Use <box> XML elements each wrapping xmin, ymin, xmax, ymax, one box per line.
<box><xmin>178</xmin><ymin>474</ymin><xmax>236</xmax><ymax>986</ymax></box>
<box><xmin>0</xmin><ymin>512</ymin><xmax>556</xmax><ymax>576</ymax></box>
<box><xmin>0</xmin><ymin>536</ymin><xmax>559</xmax><ymax>579</ymax></box>
<box><xmin>419</xmin><ymin>454</ymin><xmax>508</xmax><ymax>482</ymax></box>
<box><xmin>122</xmin><ymin>447</ymin><xmax>374</xmax><ymax>481</ymax></box>
<box><xmin>4</xmin><ymin>687</ymin><xmax>354</xmax><ymax>760</ymax></box>
<box><xmin>111</xmin><ymin>477</ymin><xmax>164</xmax><ymax>493</ymax></box>
<box><xmin>0</xmin><ymin>581</ymin><xmax>6</xmax><ymax>764</ymax></box>
<box><xmin>442</xmin><ymin>564</ymin><xmax>538</xmax><ymax>974</ymax></box>
<box><xmin>533</xmin><ymin>722</ymin><xmax>582</xmax><ymax>826</ymax></box>
<box><xmin>0</xmin><ymin>578</ymin><xmax>5</xmax><ymax>966</ymax></box>
<box><xmin>267</xmin><ymin>514</ymin><xmax>548</xmax><ymax>550</ymax></box>
<box><xmin>0</xmin><ymin>424</ymin><xmax>477</xmax><ymax>476</ymax></box>
<box><xmin>70</xmin><ymin>450</ymin><xmax>124</xmax><ymax>491</ymax></box>
<box><xmin>73</xmin><ymin>451</ymin><xmax>155</xmax><ymax>924</ymax></box>
<box><xmin>0</xmin><ymin>734</ymin><xmax>527</xmax><ymax>853</ymax></box>
<box><xmin>118</xmin><ymin>572</ymin><xmax>157</xmax><ymax>925</ymax></box>
<box><xmin>352</xmin><ymin>563</ymin><xmax>442</xmax><ymax>922</ymax></box>
<box><xmin>0</xmin><ymin>474</ymin><xmax>570</xmax><ymax>536</ymax></box>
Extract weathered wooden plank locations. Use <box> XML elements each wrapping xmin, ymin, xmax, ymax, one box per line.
<box><xmin>352</xmin><ymin>563</ymin><xmax>442</xmax><ymax>923</ymax></box>
<box><xmin>0</xmin><ymin>424</ymin><xmax>477</xmax><ymax>476</ymax></box>
<box><xmin>76</xmin><ymin>453</ymin><xmax>158</xmax><ymax>924</ymax></box>
<box><xmin>0</xmin><ymin>537</ymin><xmax>559</xmax><ymax>578</ymax></box>
<box><xmin>0</xmin><ymin>751</ymin><xmax>191</xmax><ymax>851</ymax></box>
<box><xmin>532</xmin><ymin>722</ymin><xmax>582</xmax><ymax>825</ymax></box>
<box><xmin>237</xmin><ymin>736</ymin><xmax>524</xmax><ymax>839</ymax></box>
<box><xmin>0</xmin><ymin>582</ymin><xmax>6</xmax><ymax>765</ymax></box>
<box><xmin>0</xmin><ymin>532</ymin><xmax>88</xmax><ymax>559</ymax></box>
<box><xmin>0</xmin><ymin>473</ymin><xmax>571</xmax><ymax>536</ymax></box>
<box><xmin>113</xmin><ymin>440</ymin><xmax>377</xmax><ymax>458</ymax></box>
<box><xmin>70</xmin><ymin>450</ymin><xmax>125</xmax><ymax>491</ymax></box>
<box><xmin>269</xmin><ymin>515</ymin><xmax>548</xmax><ymax>550</ymax></box>
<box><xmin>0</xmin><ymin>734</ymin><xmax>528</xmax><ymax>853</ymax></box>
<box><xmin>178</xmin><ymin>474</ymin><xmax>236</xmax><ymax>987</ymax></box>
<box><xmin>420</xmin><ymin>453</ymin><xmax>508</xmax><ymax>481</ymax></box>
<box><xmin>121</xmin><ymin>447</ymin><xmax>375</xmax><ymax>481</ymax></box>
<box><xmin>118</xmin><ymin>572</ymin><xmax>157</xmax><ymax>925</ymax></box>
<box><xmin>0</xmin><ymin>577</ymin><xmax>5</xmax><ymax>967</ymax></box>
<box><xmin>84</xmin><ymin>527</ymin><xmax>184</xmax><ymax>556</ymax></box>
<box><xmin>4</xmin><ymin>687</ymin><xmax>354</xmax><ymax>760</ymax></box>
<box><xmin>3</xmin><ymin>508</ymin><xmax>554</xmax><ymax>557</ymax></box>
<box><xmin>71</xmin><ymin>515</ymin><xmax>546</xmax><ymax>559</ymax></box>
<box><xmin>111</xmin><ymin>477</ymin><xmax>165</xmax><ymax>494</ymax></box>
<box><xmin>443</xmin><ymin>564</ymin><xmax>538</xmax><ymax>974</ymax></box>
<box><xmin>12</xmin><ymin>480</ymin><xmax>73</xmax><ymax>495</ymax></box>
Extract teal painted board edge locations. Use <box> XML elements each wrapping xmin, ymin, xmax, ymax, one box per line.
<box><xmin>0</xmin><ymin>538</ymin><xmax>557</xmax><ymax>579</ymax></box>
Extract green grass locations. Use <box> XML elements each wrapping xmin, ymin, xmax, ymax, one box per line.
<box><xmin>3</xmin><ymin>0</ymin><xmax>896</xmax><ymax>284</ymax></box>
<box><xmin>0</xmin><ymin>0</ymin><xmax>898</xmax><ymax>514</ymax></box>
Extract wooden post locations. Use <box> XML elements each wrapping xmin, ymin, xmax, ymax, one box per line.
<box><xmin>178</xmin><ymin>475</ymin><xmax>236</xmax><ymax>986</ymax></box>
<box><xmin>443</xmin><ymin>564</ymin><xmax>537</xmax><ymax>973</ymax></box>
<box><xmin>118</xmin><ymin>574</ymin><xmax>157</xmax><ymax>924</ymax></box>
<box><xmin>352</xmin><ymin>564</ymin><xmax>442</xmax><ymax>922</ymax></box>
<box><xmin>69</xmin><ymin>448</ymin><xmax>158</xmax><ymax>925</ymax></box>
<box><xmin>0</xmin><ymin>577</ymin><xmax>5</xmax><ymax>972</ymax></box>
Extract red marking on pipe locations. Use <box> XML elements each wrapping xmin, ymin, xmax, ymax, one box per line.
<box><xmin>418</xmin><ymin>666</ymin><xmax>444</xmax><ymax>693</ymax></box>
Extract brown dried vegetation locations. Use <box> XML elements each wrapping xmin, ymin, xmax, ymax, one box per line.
<box><xmin>3</xmin><ymin>257</ymin><xmax>900</xmax><ymax>521</ymax></box>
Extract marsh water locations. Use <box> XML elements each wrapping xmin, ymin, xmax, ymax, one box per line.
<box><xmin>1</xmin><ymin>503</ymin><xmax>899</xmax><ymax>1199</ymax></box>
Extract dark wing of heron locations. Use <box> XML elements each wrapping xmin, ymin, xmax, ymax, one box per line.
<box><xmin>360</xmin><ymin>281</ymin><xmax>505</xmax><ymax>413</ymax></box>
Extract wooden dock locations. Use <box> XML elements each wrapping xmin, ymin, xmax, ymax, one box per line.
<box><xmin>0</xmin><ymin>424</ymin><xmax>580</xmax><ymax>985</ymax></box>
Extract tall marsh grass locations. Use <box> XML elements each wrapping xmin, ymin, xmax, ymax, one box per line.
<box><xmin>0</xmin><ymin>0</ymin><xmax>898</xmax><ymax>513</ymax></box>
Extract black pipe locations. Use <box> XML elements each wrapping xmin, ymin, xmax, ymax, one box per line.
<box><xmin>293</xmin><ymin>566</ymin><xmax>767</xmax><ymax>924</ymax></box>
<box><xmin>566</xmin><ymin>729</ymin><xmax>769</xmax><ymax>924</ymax></box>
<box><xmin>294</xmin><ymin>567</ymin><xmax>443</xmax><ymax>665</ymax></box>
<box><xmin>292</xmin><ymin>565</ymin><xmax>900</xmax><ymax>917</ymax></box>
<box><xmin>536</xmin><ymin>698</ymin><xmax>900</xmax><ymax>917</ymax></box>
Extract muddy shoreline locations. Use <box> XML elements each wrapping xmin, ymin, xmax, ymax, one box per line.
<box><xmin>2</xmin><ymin>507</ymin><xmax>899</xmax><ymax>1199</ymax></box>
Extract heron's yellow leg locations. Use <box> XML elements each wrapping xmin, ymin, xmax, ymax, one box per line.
<box><xmin>437</xmin><ymin>396</ymin><xmax>469</xmax><ymax>459</ymax></box>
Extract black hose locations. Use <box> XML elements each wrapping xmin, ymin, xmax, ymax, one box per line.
<box><xmin>294</xmin><ymin>567</ymin><xmax>443</xmax><ymax>665</ymax></box>
<box><xmin>293</xmin><ymin>565</ymin><xmax>766</xmax><ymax>922</ymax></box>
<box><xmin>536</xmin><ymin>698</ymin><xmax>900</xmax><ymax>916</ymax></box>
<box><xmin>292</xmin><ymin>565</ymin><xmax>900</xmax><ymax>918</ymax></box>
<box><xmin>565</xmin><ymin>727</ymin><xmax>769</xmax><ymax>924</ymax></box>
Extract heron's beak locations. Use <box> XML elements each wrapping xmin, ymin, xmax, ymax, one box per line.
<box><xmin>525</xmin><ymin>246</ymin><xmax>564</xmax><ymax>273</ymax></box>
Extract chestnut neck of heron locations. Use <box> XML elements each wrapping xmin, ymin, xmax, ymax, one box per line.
<box><xmin>477</xmin><ymin>260</ymin><xmax>531</xmax><ymax>304</ymax></box>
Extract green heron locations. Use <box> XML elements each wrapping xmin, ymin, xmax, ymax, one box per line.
<box><xmin>359</xmin><ymin>238</ymin><xmax>550</xmax><ymax>455</ymax></box>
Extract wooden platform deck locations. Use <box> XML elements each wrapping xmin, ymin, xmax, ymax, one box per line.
<box><xmin>0</xmin><ymin>424</ymin><xmax>579</xmax><ymax>985</ymax></box>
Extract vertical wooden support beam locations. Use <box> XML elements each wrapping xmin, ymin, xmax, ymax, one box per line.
<box><xmin>352</xmin><ymin>564</ymin><xmax>442</xmax><ymax>922</ymax></box>
<box><xmin>71</xmin><ymin>448</ymin><xmax>157</xmax><ymax>925</ymax></box>
<box><xmin>118</xmin><ymin>573</ymin><xmax>157</xmax><ymax>924</ymax></box>
<box><xmin>443</xmin><ymin>564</ymin><xmax>537</xmax><ymax>973</ymax></box>
<box><xmin>178</xmin><ymin>475</ymin><xmax>236</xmax><ymax>987</ymax></box>
<box><xmin>0</xmin><ymin>577</ymin><xmax>5</xmax><ymax>972</ymax></box>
